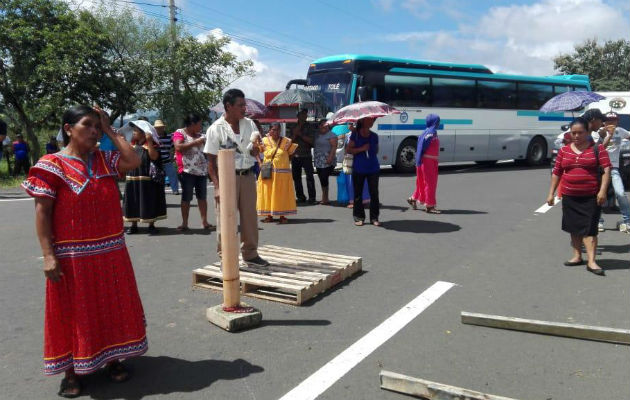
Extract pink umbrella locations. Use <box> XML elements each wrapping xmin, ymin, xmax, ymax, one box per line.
<box><xmin>328</xmin><ymin>101</ymin><xmax>401</xmax><ymax>126</ymax></box>
<box><xmin>211</xmin><ymin>98</ymin><xmax>268</xmax><ymax>119</ymax></box>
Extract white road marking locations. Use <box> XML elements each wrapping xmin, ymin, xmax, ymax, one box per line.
<box><xmin>278</xmin><ymin>281</ymin><xmax>455</xmax><ymax>400</ymax></box>
<box><xmin>0</xmin><ymin>197</ymin><xmax>32</xmax><ymax>202</ymax></box>
<box><xmin>535</xmin><ymin>197</ymin><xmax>561</xmax><ymax>214</ymax></box>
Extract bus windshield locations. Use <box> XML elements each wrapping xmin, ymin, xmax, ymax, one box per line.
<box><xmin>305</xmin><ymin>71</ymin><xmax>353</xmax><ymax>113</ymax></box>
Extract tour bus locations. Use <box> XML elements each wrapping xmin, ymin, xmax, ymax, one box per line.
<box><xmin>304</xmin><ymin>54</ymin><xmax>591</xmax><ymax>172</ymax></box>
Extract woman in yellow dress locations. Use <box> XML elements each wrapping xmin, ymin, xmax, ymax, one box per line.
<box><xmin>257</xmin><ymin>123</ymin><xmax>299</xmax><ymax>224</ymax></box>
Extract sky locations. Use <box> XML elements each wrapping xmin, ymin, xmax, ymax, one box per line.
<box><xmin>72</xmin><ymin>0</ymin><xmax>630</xmax><ymax>102</ymax></box>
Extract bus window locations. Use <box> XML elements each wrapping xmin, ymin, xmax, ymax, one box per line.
<box><xmin>477</xmin><ymin>80</ymin><xmax>517</xmax><ymax>109</ymax></box>
<box><xmin>517</xmin><ymin>83</ymin><xmax>554</xmax><ymax>109</ymax></box>
<box><xmin>381</xmin><ymin>74</ymin><xmax>431</xmax><ymax>107</ymax></box>
<box><xmin>554</xmin><ymin>85</ymin><xmax>571</xmax><ymax>95</ymax></box>
<box><xmin>432</xmin><ymin>78</ymin><xmax>476</xmax><ymax>108</ymax></box>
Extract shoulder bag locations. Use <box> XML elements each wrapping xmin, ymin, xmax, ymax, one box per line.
<box><xmin>260</xmin><ymin>138</ymin><xmax>282</xmax><ymax>180</ymax></box>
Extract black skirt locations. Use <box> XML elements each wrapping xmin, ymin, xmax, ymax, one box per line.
<box><xmin>562</xmin><ymin>195</ymin><xmax>601</xmax><ymax>236</ymax></box>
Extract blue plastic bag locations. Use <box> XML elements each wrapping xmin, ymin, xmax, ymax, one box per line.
<box><xmin>337</xmin><ymin>172</ymin><xmax>349</xmax><ymax>205</ymax></box>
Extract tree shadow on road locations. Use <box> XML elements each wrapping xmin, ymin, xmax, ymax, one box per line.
<box><xmin>382</xmin><ymin>219</ymin><xmax>461</xmax><ymax>233</ymax></box>
<box><xmin>85</xmin><ymin>356</ymin><xmax>263</xmax><ymax>400</ymax></box>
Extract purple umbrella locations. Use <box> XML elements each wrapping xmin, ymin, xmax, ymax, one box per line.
<box><xmin>539</xmin><ymin>91</ymin><xmax>605</xmax><ymax>112</ymax></box>
<box><xmin>328</xmin><ymin>101</ymin><xmax>401</xmax><ymax>126</ymax></box>
<box><xmin>211</xmin><ymin>98</ymin><xmax>268</xmax><ymax>118</ymax></box>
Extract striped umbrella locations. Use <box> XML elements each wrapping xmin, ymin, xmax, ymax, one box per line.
<box><xmin>328</xmin><ymin>101</ymin><xmax>401</xmax><ymax>126</ymax></box>
<box><xmin>211</xmin><ymin>98</ymin><xmax>268</xmax><ymax>118</ymax></box>
<box><xmin>539</xmin><ymin>91</ymin><xmax>605</xmax><ymax>112</ymax></box>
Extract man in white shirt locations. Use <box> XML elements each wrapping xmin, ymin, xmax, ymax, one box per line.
<box><xmin>599</xmin><ymin>111</ymin><xmax>630</xmax><ymax>233</ymax></box>
<box><xmin>204</xmin><ymin>89</ymin><xmax>269</xmax><ymax>267</ymax></box>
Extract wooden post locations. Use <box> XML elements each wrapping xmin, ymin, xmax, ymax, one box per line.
<box><xmin>461</xmin><ymin>311</ymin><xmax>630</xmax><ymax>345</ymax></box>
<box><xmin>380</xmin><ymin>370</ymin><xmax>519</xmax><ymax>400</ymax></box>
<box><xmin>218</xmin><ymin>149</ymin><xmax>240</xmax><ymax>308</ymax></box>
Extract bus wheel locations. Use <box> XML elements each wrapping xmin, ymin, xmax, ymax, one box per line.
<box><xmin>394</xmin><ymin>138</ymin><xmax>417</xmax><ymax>173</ymax></box>
<box><xmin>526</xmin><ymin>137</ymin><xmax>547</xmax><ymax>166</ymax></box>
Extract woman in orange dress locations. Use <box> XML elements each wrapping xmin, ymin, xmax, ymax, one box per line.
<box><xmin>22</xmin><ymin>105</ymin><xmax>146</xmax><ymax>397</ymax></box>
<box><xmin>256</xmin><ymin>123</ymin><xmax>298</xmax><ymax>224</ymax></box>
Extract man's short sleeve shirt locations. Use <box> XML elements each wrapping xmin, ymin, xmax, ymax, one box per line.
<box><xmin>204</xmin><ymin>116</ymin><xmax>258</xmax><ymax>170</ymax></box>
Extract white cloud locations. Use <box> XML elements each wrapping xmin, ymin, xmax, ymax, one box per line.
<box><xmin>385</xmin><ymin>0</ymin><xmax>630</xmax><ymax>75</ymax></box>
<box><xmin>197</xmin><ymin>29</ymin><xmax>305</xmax><ymax>102</ymax></box>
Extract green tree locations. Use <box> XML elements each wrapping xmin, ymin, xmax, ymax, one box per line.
<box><xmin>145</xmin><ymin>34</ymin><xmax>254</xmax><ymax>130</ymax></box>
<box><xmin>554</xmin><ymin>39</ymin><xmax>630</xmax><ymax>91</ymax></box>
<box><xmin>0</xmin><ymin>0</ymin><xmax>120</xmax><ymax>160</ymax></box>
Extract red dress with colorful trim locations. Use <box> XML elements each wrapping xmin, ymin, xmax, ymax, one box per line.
<box><xmin>22</xmin><ymin>151</ymin><xmax>148</xmax><ymax>376</ymax></box>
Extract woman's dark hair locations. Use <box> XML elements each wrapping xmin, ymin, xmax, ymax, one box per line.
<box><xmin>183</xmin><ymin>113</ymin><xmax>202</xmax><ymax>127</ymax></box>
<box><xmin>61</xmin><ymin>105</ymin><xmax>99</xmax><ymax>146</ymax></box>
<box><xmin>222</xmin><ymin>88</ymin><xmax>245</xmax><ymax>107</ymax></box>
<box><xmin>570</xmin><ymin>116</ymin><xmax>589</xmax><ymax>131</ymax></box>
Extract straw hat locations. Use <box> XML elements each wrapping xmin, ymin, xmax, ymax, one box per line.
<box><xmin>153</xmin><ymin>119</ymin><xmax>166</xmax><ymax>128</ymax></box>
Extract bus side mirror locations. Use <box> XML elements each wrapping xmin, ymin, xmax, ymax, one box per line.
<box><xmin>357</xmin><ymin>86</ymin><xmax>369</xmax><ymax>102</ymax></box>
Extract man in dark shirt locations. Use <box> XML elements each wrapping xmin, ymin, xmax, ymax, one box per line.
<box><xmin>288</xmin><ymin>108</ymin><xmax>316</xmax><ymax>203</ymax></box>
<box><xmin>12</xmin><ymin>133</ymin><xmax>30</xmax><ymax>176</ymax></box>
<box><xmin>45</xmin><ymin>136</ymin><xmax>59</xmax><ymax>154</ymax></box>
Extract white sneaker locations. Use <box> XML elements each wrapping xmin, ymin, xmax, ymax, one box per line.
<box><xmin>598</xmin><ymin>222</ymin><xmax>605</xmax><ymax>232</ymax></box>
<box><xmin>619</xmin><ymin>223</ymin><xmax>629</xmax><ymax>233</ymax></box>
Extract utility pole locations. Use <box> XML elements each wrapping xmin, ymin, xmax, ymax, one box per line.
<box><xmin>169</xmin><ymin>0</ymin><xmax>181</xmax><ymax>128</ymax></box>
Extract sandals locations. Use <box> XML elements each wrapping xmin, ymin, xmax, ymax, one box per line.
<box><xmin>278</xmin><ymin>217</ymin><xmax>288</xmax><ymax>224</ymax></box>
<box><xmin>261</xmin><ymin>216</ymin><xmax>275</xmax><ymax>223</ymax></box>
<box><xmin>354</xmin><ymin>220</ymin><xmax>364</xmax><ymax>226</ymax></box>
<box><xmin>202</xmin><ymin>223</ymin><xmax>215</xmax><ymax>230</ymax></box>
<box><xmin>176</xmin><ymin>225</ymin><xmax>189</xmax><ymax>231</ymax></box>
<box><xmin>371</xmin><ymin>220</ymin><xmax>382</xmax><ymax>226</ymax></box>
<box><xmin>58</xmin><ymin>376</ymin><xmax>81</xmax><ymax>398</ymax></box>
<box><xmin>406</xmin><ymin>197</ymin><xmax>418</xmax><ymax>210</ymax></box>
<box><xmin>425</xmin><ymin>207</ymin><xmax>441</xmax><ymax>214</ymax></box>
<box><xmin>106</xmin><ymin>361</ymin><xmax>131</xmax><ymax>383</ymax></box>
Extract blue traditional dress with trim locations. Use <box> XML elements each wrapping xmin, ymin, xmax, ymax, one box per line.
<box><xmin>22</xmin><ymin>151</ymin><xmax>148</xmax><ymax>375</ymax></box>
<box><xmin>256</xmin><ymin>137</ymin><xmax>298</xmax><ymax>216</ymax></box>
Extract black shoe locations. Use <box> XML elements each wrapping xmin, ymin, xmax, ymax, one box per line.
<box><xmin>244</xmin><ymin>256</ymin><xmax>270</xmax><ymax>267</ymax></box>
<box><xmin>148</xmin><ymin>225</ymin><xmax>158</xmax><ymax>234</ymax></box>
<box><xmin>125</xmin><ymin>226</ymin><xmax>138</xmax><ymax>234</ymax></box>
<box><xmin>307</xmin><ymin>198</ymin><xmax>317</xmax><ymax>204</ymax></box>
<box><xmin>296</xmin><ymin>197</ymin><xmax>306</xmax><ymax>203</ymax></box>
<box><xmin>586</xmin><ymin>266</ymin><xmax>605</xmax><ymax>276</ymax></box>
<box><xmin>563</xmin><ymin>259</ymin><xmax>584</xmax><ymax>266</ymax></box>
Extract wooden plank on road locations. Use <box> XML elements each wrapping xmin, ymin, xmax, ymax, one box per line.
<box><xmin>461</xmin><ymin>311</ymin><xmax>630</xmax><ymax>345</ymax></box>
<box><xmin>380</xmin><ymin>370</ymin><xmax>519</xmax><ymax>400</ymax></box>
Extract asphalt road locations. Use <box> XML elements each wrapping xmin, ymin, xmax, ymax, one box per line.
<box><xmin>1</xmin><ymin>162</ymin><xmax>628</xmax><ymax>400</ymax></box>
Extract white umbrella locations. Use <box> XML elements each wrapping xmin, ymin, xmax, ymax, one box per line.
<box><xmin>118</xmin><ymin>120</ymin><xmax>160</xmax><ymax>143</ymax></box>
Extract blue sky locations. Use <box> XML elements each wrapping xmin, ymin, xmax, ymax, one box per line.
<box><xmin>78</xmin><ymin>0</ymin><xmax>630</xmax><ymax>101</ymax></box>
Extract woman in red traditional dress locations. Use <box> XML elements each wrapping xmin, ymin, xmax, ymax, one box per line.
<box><xmin>22</xmin><ymin>105</ymin><xmax>146</xmax><ymax>398</ymax></box>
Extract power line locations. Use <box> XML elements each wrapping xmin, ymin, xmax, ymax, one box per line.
<box><xmin>315</xmin><ymin>0</ymin><xmax>393</xmax><ymax>33</ymax></box>
<box><xmin>178</xmin><ymin>13</ymin><xmax>316</xmax><ymax>60</ymax></box>
<box><xmin>110</xmin><ymin>0</ymin><xmax>170</xmax><ymax>8</ymax></box>
<box><xmin>186</xmin><ymin>0</ymin><xmax>335</xmax><ymax>54</ymax></box>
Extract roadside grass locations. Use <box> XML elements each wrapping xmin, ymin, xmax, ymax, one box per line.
<box><xmin>0</xmin><ymin>158</ymin><xmax>24</xmax><ymax>189</ymax></box>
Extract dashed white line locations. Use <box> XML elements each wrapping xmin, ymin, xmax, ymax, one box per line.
<box><xmin>535</xmin><ymin>197</ymin><xmax>561</xmax><ymax>214</ymax></box>
<box><xmin>278</xmin><ymin>281</ymin><xmax>455</xmax><ymax>400</ymax></box>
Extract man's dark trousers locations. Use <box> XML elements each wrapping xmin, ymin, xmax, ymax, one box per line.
<box><xmin>291</xmin><ymin>156</ymin><xmax>316</xmax><ymax>201</ymax></box>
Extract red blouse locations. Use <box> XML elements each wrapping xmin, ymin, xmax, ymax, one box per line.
<box><xmin>552</xmin><ymin>144</ymin><xmax>611</xmax><ymax>196</ymax></box>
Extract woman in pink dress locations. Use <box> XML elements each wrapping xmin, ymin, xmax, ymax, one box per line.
<box><xmin>23</xmin><ymin>105</ymin><xmax>146</xmax><ymax>397</ymax></box>
<box><xmin>408</xmin><ymin>113</ymin><xmax>441</xmax><ymax>213</ymax></box>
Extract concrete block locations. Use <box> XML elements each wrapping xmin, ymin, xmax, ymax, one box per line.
<box><xmin>206</xmin><ymin>304</ymin><xmax>262</xmax><ymax>332</ymax></box>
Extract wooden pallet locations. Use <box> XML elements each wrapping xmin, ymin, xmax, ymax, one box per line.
<box><xmin>192</xmin><ymin>245</ymin><xmax>362</xmax><ymax>305</ymax></box>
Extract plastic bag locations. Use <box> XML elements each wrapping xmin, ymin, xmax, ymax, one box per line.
<box><xmin>337</xmin><ymin>172</ymin><xmax>349</xmax><ymax>205</ymax></box>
